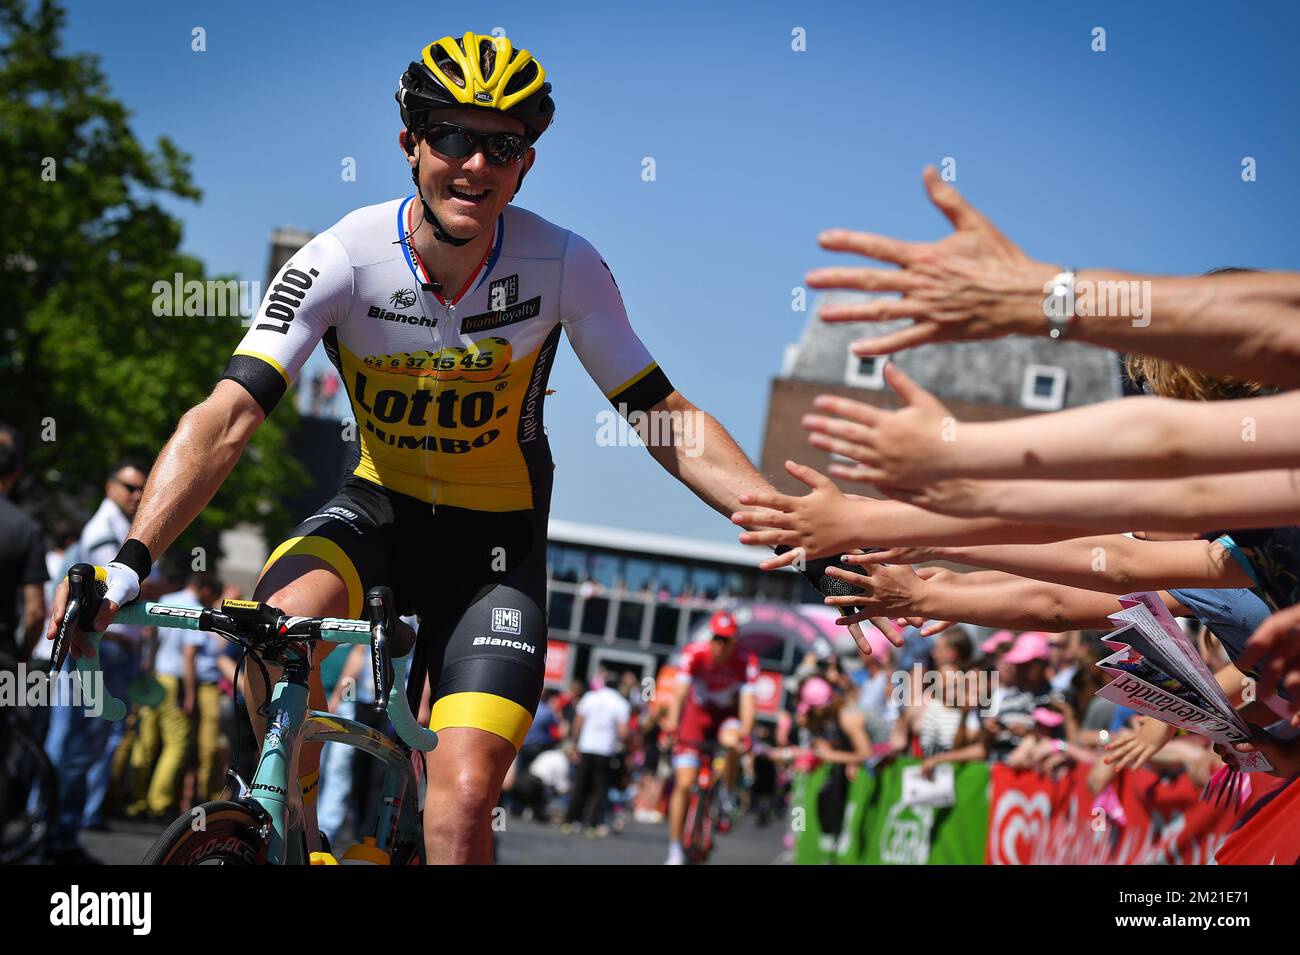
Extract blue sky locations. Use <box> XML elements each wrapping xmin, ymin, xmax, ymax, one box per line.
<box><xmin>65</xmin><ymin>0</ymin><xmax>1300</xmax><ymax>543</ymax></box>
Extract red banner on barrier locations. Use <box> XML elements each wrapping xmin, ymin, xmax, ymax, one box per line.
<box><xmin>1215</xmin><ymin>775</ymin><xmax>1300</xmax><ymax>865</ymax></box>
<box><xmin>987</xmin><ymin>764</ymin><xmax>1255</xmax><ymax>865</ymax></box>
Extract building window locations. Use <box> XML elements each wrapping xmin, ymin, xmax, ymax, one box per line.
<box><xmin>1021</xmin><ymin>364</ymin><xmax>1067</xmax><ymax>411</ymax></box>
<box><xmin>844</xmin><ymin>352</ymin><xmax>886</xmax><ymax>389</ymax></box>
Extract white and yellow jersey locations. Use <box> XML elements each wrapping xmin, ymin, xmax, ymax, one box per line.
<box><xmin>222</xmin><ymin>197</ymin><xmax>673</xmax><ymax>511</ymax></box>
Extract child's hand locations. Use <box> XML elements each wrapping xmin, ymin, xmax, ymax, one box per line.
<box><xmin>733</xmin><ymin>460</ymin><xmax>862</xmax><ymax>564</ymax></box>
<box><xmin>1104</xmin><ymin>717</ymin><xmax>1176</xmax><ymax>772</ymax></box>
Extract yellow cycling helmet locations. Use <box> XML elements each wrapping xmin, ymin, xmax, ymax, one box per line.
<box><xmin>397</xmin><ymin>32</ymin><xmax>555</xmax><ymax>143</ymax></box>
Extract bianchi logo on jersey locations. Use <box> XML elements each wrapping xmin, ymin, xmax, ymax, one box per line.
<box><xmin>389</xmin><ymin>288</ymin><xmax>418</xmax><ymax>308</ymax></box>
<box><xmin>491</xmin><ymin>607</ymin><xmax>522</xmax><ymax>635</ymax></box>
<box><xmin>488</xmin><ymin>274</ymin><xmax>519</xmax><ymax>310</ymax></box>
<box><xmin>367</xmin><ymin>304</ymin><xmax>435</xmax><ymax>327</ymax></box>
<box><xmin>474</xmin><ymin>635</ymin><xmax>534</xmax><ymax>654</ymax></box>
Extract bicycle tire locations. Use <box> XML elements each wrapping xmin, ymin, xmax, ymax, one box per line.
<box><xmin>142</xmin><ymin>800</ymin><xmax>268</xmax><ymax>865</ymax></box>
<box><xmin>0</xmin><ymin>722</ymin><xmax>57</xmax><ymax>864</ymax></box>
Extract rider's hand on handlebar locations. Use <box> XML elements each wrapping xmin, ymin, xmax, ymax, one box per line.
<box><xmin>44</xmin><ymin>563</ymin><xmax>140</xmax><ymax>661</ymax></box>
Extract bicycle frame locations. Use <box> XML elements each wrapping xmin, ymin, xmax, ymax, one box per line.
<box><xmin>61</xmin><ymin>592</ymin><xmax>437</xmax><ymax>865</ymax></box>
<box><xmin>235</xmin><ymin>646</ymin><xmax>425</xmax><ymax>865</ymax></box>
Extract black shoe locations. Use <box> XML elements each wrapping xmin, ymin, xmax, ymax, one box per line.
<box><xmin>48</xmin><ymin>846</ymin><xmax>104</xmax><ymax>866</ymax></box>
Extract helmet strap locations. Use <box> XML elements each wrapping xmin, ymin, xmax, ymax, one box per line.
<box><xmin>408</xmin><ymin>130</ymin><xmax>473</xmax><ymax>248</ymax></box>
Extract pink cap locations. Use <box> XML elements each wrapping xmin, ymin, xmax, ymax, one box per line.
<box><xmin>1004</xmin><ymin>632</ymin><xmax>1052</xmax><ymax>665</ymax></box>
<box><xmin>800</xmin><ymin>677</ymin><xmax>834</xmax><ymax>709</ymax></box>
<box><xmin>1031</xmin><ymin>706</ymin><xmax>1064</xmax><ymax>727</ymax></box>
<box><xmin>980</xmin><ymin>630</ymin><xmax>1016</xmax><ymax>654</ymax></box>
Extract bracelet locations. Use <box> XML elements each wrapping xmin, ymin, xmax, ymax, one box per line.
<box><xmin>1044</xmin><ymin>268</ymin><xmax>1078</xmax><ymax>340</ymax></box>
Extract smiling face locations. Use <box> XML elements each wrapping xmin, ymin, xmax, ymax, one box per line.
<box><xmin>402</xmin><ymin>108</ymin><xmax>535</xmax><ymax>240</ymax></box>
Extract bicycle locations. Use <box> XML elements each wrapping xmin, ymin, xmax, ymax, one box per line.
<box><xmin>50</xmin><ymin>563</ymin><xmax>438</xmax><ymax>865</ymax></box>
<box><xmin>680</xmin><ymin>739</ymin><xmax>727</xmax><ymax>865</ymax></box>
<box><xmin>0</xmin><ymin>695</ymin><xmax>58</xmax><ymax>863</ymax></box>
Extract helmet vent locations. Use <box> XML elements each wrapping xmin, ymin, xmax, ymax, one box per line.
<box><xmin>432</xmin><ymin>48</ymin><xmax>465</xmax><ymax>87</ymax></box>
<box><xmin>504</xmin><ymin>60</ymin><xmax>538</xmax><ymax>95</ymax></box>
<box><xmin>478</xmin><ymin>37</ymin><xmax>497</xmax><ymax>77</ymax></box>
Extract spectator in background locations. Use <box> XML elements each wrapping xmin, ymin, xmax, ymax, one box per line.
<box><xmin>127</xmin><ymin>572</ymin><xmax>223</xmax><ymax>818</ymax></box>
<box><xmin>982</xmin><ymin>631</ymin><xmax>1057</xmax><ymax>763</ymax></box>
<box><xmin>0</xmin><ymin>425</ymin><xmax>47</xmax><ymax>669</ymax></box>
<box><xmin>510</xmin><ymin>690</ymin><xmax>566</xmax><ymax>820</ymax></box>
<box><xmin>317</xmin><ymin>642</ymin><xmax>371</xmax><ymax>844</ymax></box>
<box><xmin>563</xmin><ymin>671</ymin><xmax>631</xmax><ymax>837</ymax></box>
<box><xmin>43</xmin><ymin>457</ymin><xmax>150</xmax><ymax>863</ymax></box>
<box><xmin>847</xmin><ymin>627</ymin><xmax>899</xmax><ymax>746</ymax></box>
<box><xmin>320</xmin><ymin>372</ymin><xmax>340</xmax><ymax>416</ymax></box>
<box><xmin>796</xmin><ymin>676</ymin><xmax>872</xmax><ymax>846</ymax></box>
<box><xmin>1049</xmin><ymin>631</ymin><xmax>1081</xmax><ymax>693</ymax></box>
<box><xmin>889</xmin><ymin>628</ymin><xmax>984</xmax><ymax>771</ymax></box>
<box><xmin>559</xmin><ymin>678</ymin><xmax>584</xmax><ymax>725</ymax></box>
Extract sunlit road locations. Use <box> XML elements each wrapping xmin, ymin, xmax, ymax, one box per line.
<box><xmin>63</xmin><ymin>813</ymin><xmax>790</xmax><ymax>865</ymax></box>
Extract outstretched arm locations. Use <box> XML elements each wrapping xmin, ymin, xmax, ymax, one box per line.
<box><xmin>641</xmin><ymin>390</ymin><xmax>770</xmax><ymax>518</ymax></box>
<box><xmin>808</xmin><ymin>166</ymin><xmax>1300</xmax><ymax>388</ymax></box>
<box><xmin>820</xmin><ymin>563</ymin><xmax>1171</xmax><ymax>632</ymax></box>
<box><xmin>730</xmin><ymin>460</ymin><xmax>1098</xmax><ymax>565</ymax></box>
<box><xmin>885</xmin><ymin>469</ymin><xmax>1300</xmax><ymax>532</ymax></box>
<box><xmin>802</xmin><ymin>365</ymin><xmax>1300</xmax><ymax>488</ymax></box>
<box><xmin>859</xmin><ymin>534</ymin><xmax>1254</xmax><ymax>594</ymax></box>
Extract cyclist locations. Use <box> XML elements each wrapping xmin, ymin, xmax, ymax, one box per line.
<box><xmin>46</xmin><ymin>32</ymin><xmax>863</xmax><ymax>864</ymax></box>
<box><xmin>662</xmin><ymin>609</ymin><xmax>757</xmax><ymax>864</ymax></box>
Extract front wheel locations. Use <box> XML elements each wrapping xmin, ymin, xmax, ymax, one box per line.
<box><xmin>142</xmin><ymin>801</ymin><xmax>268</xmax><ymax>865</ymax></box>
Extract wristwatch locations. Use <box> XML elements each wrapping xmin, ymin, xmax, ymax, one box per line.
<box><xmin>1044</xmin><ymin>268</ymin><xmax>1078</xmax><ymax>340</ymax></box>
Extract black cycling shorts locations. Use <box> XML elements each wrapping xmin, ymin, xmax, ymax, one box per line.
<box><xmin>260</xmin><ymin>476</ymin><xmax>547</xmax><ymax>750</ymax></box>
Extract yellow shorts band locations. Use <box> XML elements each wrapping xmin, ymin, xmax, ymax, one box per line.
<box><xmin>429</xmin><ymin>691</ymin><xmax>534</xmax><ymax>751</ymax></box>
<box><xmin>300</xmin><ymin>770</ymin><xmax>320</xmax><ymax>805</ymax></box>
<box><xmin>261</xmin><ymin>535</ymin><xmax>364</xmax><ymax>620</ymax></box>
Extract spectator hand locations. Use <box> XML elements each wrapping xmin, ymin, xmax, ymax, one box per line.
<box><xmin>1236</xmin><ymin>603</ymin><xmax>1300</xmax><ymax>716</ymax></box>
<box><xmin>822</xmin><ymin>561</ymin><xmax>933</xmax><ymax>626</ymax></box>
<box><xmin>734</xmin><ymin>460</ymin><xmax>862</xmax><ymax>561</ymax></box>
<box><xmin>803</xmin><ymin>366</ymin><xmax>959</xmax><ymax>489</ymax></box>
<box><xmin>1104</xmin><ymin>717</ymin><xmax>1176</xmax><ymax>772</ymax></box>
<box><xmin>1216</xmin><ymin>727</ymin><xmax>1300</xmax><ymax>778</ymax></box>
<box><xmin>806</xmin><ymin>166</ymin><xmax>1052</xmax><ymax>354</ymax></box>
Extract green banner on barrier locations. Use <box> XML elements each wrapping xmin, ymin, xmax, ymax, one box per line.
<box><xmin>794</xmin><ymin>758</ymin><xmax>989</xmax><ymax>864</ymax></box>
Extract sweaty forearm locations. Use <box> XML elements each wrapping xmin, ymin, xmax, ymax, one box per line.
<box><xmin>938</xmin><ymin>535</ymin><xmax>1249</xmax><ymax>595</ymax></box>
<box><xmin>648</xmin><ymin>397</ymin><xmax>767</xmax><ymax>518</ymax></box>
<box><xmin>971</xmin><ymin>469</ymin><xmax>1300</xmax><ymax>532</ymax></box>
<box><xmin>1069</xmin><ymin>270</ymin><xmax>1300</xmax><ymax>390</ymax></box>
<box><xmin>945</xmin><ymin>391</ymin><xmax>1300</xmax><ymax>482</ymax></box>
<box><xmin>127</xmin><ymin>381</ymin><xmax>263</xmax><ymax>561</ymax></box>
<box><xmin>849</xmin><ymin>499</ymin><xmax>1095</xmax><ymax>548</ymax></box>
<box><xmin>915</xmin><ymin>571</ymin><xmax>1123</xmax><ymax>632</ymax></box>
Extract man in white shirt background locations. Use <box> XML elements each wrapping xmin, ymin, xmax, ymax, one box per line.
<box><xmin>562</xmin><ymin>671</ymin><xmax>631</xmax><ymax>837</ymax></box>
<box><xmin>43</xmin><ymin>458</ymin><xmax>150</xmax><ymax>863</ymax></box>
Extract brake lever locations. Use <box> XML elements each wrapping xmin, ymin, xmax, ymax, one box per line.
<box><xmin>367</xmin><ymin>587</ymin><xmax>397</xmax><ymax>712</ymax></box>
<box><xmin>49</xmin><ymin>562</ymin><xmax>106</xmax><ymax>676</ymax></box>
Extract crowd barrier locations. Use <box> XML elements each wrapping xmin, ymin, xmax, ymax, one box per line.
<box><xmin>792</xmin><ymin>758</ymin><xmax>1300</xmax><ymax>865</ymax></box>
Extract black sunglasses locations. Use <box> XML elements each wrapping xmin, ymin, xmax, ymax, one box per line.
<box><xmin>420</xmin><ymin>123</ymin><xmax>529</xmax><ymax>166</ymax></box>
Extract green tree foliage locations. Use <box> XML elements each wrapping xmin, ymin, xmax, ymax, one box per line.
<box><xmin>0</xmin><ymin>0</ymin><xmax>305</xmax><ymax>557</ymax></box>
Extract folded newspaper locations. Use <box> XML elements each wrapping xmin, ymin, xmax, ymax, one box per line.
<box><xmin>1096</xmin><ymin>592</ymin><xmax>1273</xmax><ymax>773</ymax></box>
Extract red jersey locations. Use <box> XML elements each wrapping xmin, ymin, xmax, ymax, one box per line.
<box><xmin>676</xmin><ymin>640</ymin><xmax>759</xmax><ymax>713</ymax></box>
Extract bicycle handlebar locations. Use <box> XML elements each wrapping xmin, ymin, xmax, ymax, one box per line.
<box><xmin>53</xmin><ymin>565</ymin><xmax>438</xmax><ymax>753</ymax></box>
